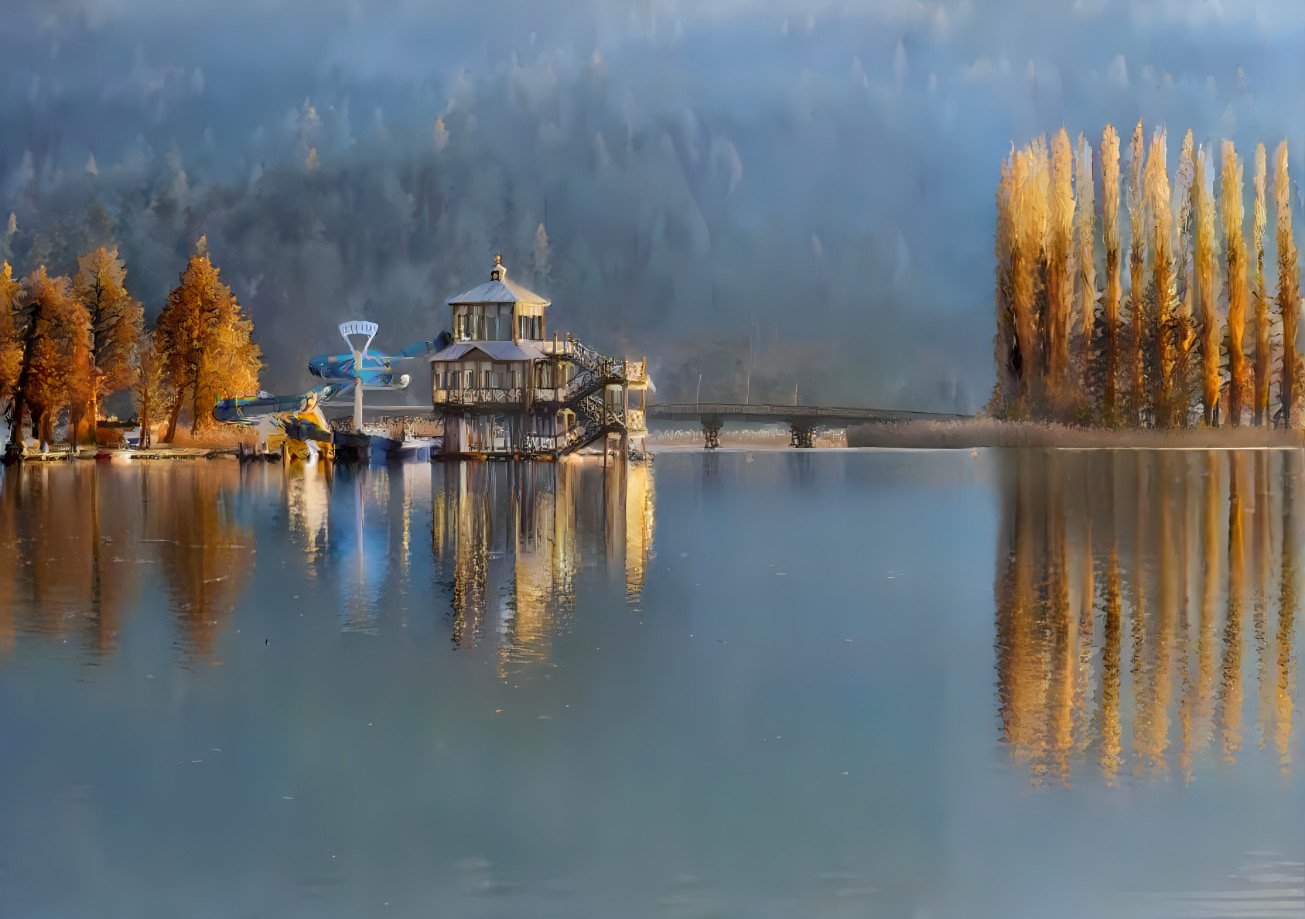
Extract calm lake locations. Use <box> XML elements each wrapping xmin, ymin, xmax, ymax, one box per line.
<box><xmin>0</xmin><ymin>450</ymin><xmax>1300</xmax><ymax>918</ymax></box>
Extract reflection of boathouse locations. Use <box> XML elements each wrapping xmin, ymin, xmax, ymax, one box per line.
<box><xmin>429</xmin><ymin>255</ymin><xmax>652</xmax><ymax>457</ymax></box>
<box><xmin>431</xmin><ymin>459</ymin><xmax>655</xmax><ymax>665</ymax></box>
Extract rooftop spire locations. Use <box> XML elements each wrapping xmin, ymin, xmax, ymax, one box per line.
<box><xmin>491</xmin><ymin>253</ymin><xmax>506</xmax><ymax>280</ymax></box>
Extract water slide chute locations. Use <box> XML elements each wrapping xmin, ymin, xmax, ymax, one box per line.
<box><xmin>307</xmin><ymin>335</ymin><xmax>448</xmax><ymax>384</ymax></box>
<box><xmin>213</xmin><ymin>382</ymin><xmax>352</xmax><ymax>425</ymax></box>
<box><xmin>213</xmin><ymin>333</ymin><xmax>449</xmax><ymax>460</ymax></box>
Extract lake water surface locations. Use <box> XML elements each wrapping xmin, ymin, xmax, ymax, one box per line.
<box><xmin>0</xmin><ymin>450</ymin><xmax>1300</xmax><ymax>918</ymax></box>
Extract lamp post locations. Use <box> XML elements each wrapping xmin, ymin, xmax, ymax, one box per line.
<box><xmin>340</xmin><ymin>320</ymin><xmax>379</xmax><ymax>433</ymax></box>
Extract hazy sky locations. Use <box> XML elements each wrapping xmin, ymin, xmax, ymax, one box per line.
<box><xmin>2</xmin><ymin>0</ymin><xmax>1301</xmax><ymax>406</ymax></box>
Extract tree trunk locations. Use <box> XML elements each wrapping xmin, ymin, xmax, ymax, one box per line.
<box><xmin>163</xmin><ymin>389</ymin><xmax>185</xmax><ymax>444</ymax></box>
<box><xmin>140</xmin><ymin>387</ymin><xmax>151</xmax><ymax>450</ymax></box>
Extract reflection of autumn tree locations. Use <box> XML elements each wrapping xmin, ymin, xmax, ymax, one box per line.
<box><xmin>994</xmin><ymin>450</ymin><xmax>1298</xmax><ymax>786</ymax></box>
<box><xmin>0</xmin><ymin>463</ymin><xmax>142</xmax><ymax>654</ymax></box>
<box><xmin>0</xmin><ymin>471</ymin><xmax>17</xmax><ymax>656</ymax></box>
<box><xmin>146</xmin><ymin>464</ymin><xmax>254</xmax><ymax>657</ymax></box>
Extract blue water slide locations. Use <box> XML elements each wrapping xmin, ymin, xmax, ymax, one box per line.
<box><xmin>212</xmin><ymin>382</ymin><xmax>352</xmax><ymax>425</ymax></box>
<box><xmin>307</xmin><ymin>335</ymin><xmax>449</xmax><ymax>382</ymax></box>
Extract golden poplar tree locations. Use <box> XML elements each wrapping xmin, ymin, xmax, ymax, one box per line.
<box><xmin>1046</xmin><ymin>128</ymin><xmax>1075</xmax><ymax>410</ymax></box>
<box><xmin>1145</xmin><ymin>129</ymin><xmax>1177</xmax><ymax>427</ymax></box>
<box><xmin>1127</xmin><ymin>120</ymin><xmax>1147</xmax><ymax>424</ymax></box>
<box><xmin>1253</xmin><ymin>144</ymin><xmax>1270</xmax><ymax>425</ymax></box>
<box><xmin>1074</xmin><ymin>133</ymin><xmax>1096</xmax><ymax>401</ymax></box>
<box><xmin>1011</xmin><ymin>147</ymin><xmax>1040</xmax><ymax>413</ymax></box>
<box><xmin>1100</xmin><ymin>125</ymin><xmax>1122</xmax><ymax>423</ymax></box>
<box><xmin>1195</xmin><ymin>148</ymin><xmax>1219</xmax><ymax>425</ymax></box>
<box><xmin>1172</xmin><ymin>130</ymin><xmax>1197</xmax><ymax>418</ymax></box>
<box><xmin>1275</xmin><ymin>142</ymin><xmax>1299</xmax><ymax>428</ymax></box>
<box><xmin>1221</xmin><ymin>141</ymin><xmax>1247</xmax><ymax>426</ymax></box>
<box><xmin>154</xmin><ymin>238</ymin><xmax>262</xmax><ymax>442</ymax></box>
<box><xmin>73</xmin><ymin>246</ymin><xmax>144</xmax><ymax>437</ymax></box>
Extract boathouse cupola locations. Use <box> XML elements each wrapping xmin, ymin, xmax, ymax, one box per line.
<box><xmin>445</xmin><ymin>254</ymin><xmax>551</xmax><ymax>343</ymax></box>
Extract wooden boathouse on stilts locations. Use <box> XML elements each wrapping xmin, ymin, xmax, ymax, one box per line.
<box><xmin>430</xmin><ymin>255</ymin><xmax>653</xmax><ymax>460</ymax></box>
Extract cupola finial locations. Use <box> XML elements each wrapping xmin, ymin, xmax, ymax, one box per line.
<box><xmin>491</xmin><ymin>253</ymin><xmax>506</xmax><ymax>280</ymax></box>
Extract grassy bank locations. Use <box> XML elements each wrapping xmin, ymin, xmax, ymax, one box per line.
<box><xmin>847</xmin><ymin>418</ymin><xmax>1305</xmax><ymax>449</ymax></box>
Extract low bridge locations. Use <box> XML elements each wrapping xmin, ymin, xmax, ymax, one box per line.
<box><xmin>647</xmin><ymin>403</ymin><xmax>967</xmax><ymax>448</ymax></box>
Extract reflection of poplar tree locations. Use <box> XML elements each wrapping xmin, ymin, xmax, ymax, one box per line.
<box><xmin>1220</xmin><ymin>455</ymin><xmax>1246</xmax><ymax>762</ymax></box>
<box><xmin>1276</xmin><ymin>452</ymin><xmax>1297</xmax><ymax>770</ymax></box>
<box><xmin>1099</xmin><ymin>454</ymin><xmax>1123</xmax><ymax>782</ymax></box>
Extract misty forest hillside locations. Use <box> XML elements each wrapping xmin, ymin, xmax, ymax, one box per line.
<box><xmin>2</xmin><ymin>0</ymin><xmax>1300</xmax><ymax>408</ymax></box>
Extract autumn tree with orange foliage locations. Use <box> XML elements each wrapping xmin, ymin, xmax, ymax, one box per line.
<box><xmin>132</xmin><ymin>330</ymin><xmax>171</xmax><ymax>450</ymax></box>
<box><xmin>6</xmin><ymin>267</ymin><xmax>93</xmax><ymax>450</ymax></box>
<box><xmin>73</xmin><ymin>246</ymin><xmax>143</xmax><ymax>434</ymax></box>
<box><xmin>0</xmin><ymin>263</ymin><xmax>22</xmax><ymax>407</ymax></box>
<box><xmin>154</xmin><ymin>238</ymin><xmax>262</xmax><ymax>442</ymax></box>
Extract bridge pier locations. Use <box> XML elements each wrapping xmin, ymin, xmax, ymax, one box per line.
<box><xmin>701</xmin><ymin>416</ymin><xmax>722</xmax><ymax>450</ymax></box>
<box><xmin>789</xmin><ymin>422</ymin><xmax>816</xmax><ymax>448</ymax></box>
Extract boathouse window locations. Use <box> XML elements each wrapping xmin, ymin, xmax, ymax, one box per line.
<box><xmin>517</xmin><ymin>315</ymin><xmax>543</xmax><ymax>340</ymax></box>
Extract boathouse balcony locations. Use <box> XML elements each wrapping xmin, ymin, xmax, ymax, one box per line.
<box><xmin>432</xmin><ymin>386</ymin><xmax>528</xmax><ymax>407</ymax></box>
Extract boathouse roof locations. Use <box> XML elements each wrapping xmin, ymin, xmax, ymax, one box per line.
<box><xmin>430</xmin><ymin>341</ymin><xmax>546</xmax><ymax>363</ymax></box>
<box><xmin>448</xmin><ymin>255</ymin><xmax>550</xmax><ymax>306</ymax></box>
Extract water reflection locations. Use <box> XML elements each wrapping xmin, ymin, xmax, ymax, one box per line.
<box><xmin>0</xmin><ymin>461</ymin><xmax>253</xmax><ymax>661</ymax></box>
<box><xmin>0</xmin><ymin>458</ymin><xmax>654</xmax><ymax>672</ymax></box>
<box><xmin>995</xmin><ymin>450</ymin><xmax>1299</xmax><ymax>786</ymax></box>
<box><xmin>429</xmin><ymin>460</ymin><xmax>655</xmax><ymax>667</ymax></box>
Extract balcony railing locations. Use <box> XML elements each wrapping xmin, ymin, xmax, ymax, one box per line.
<box><xmin>433</xmin><ymin>387</ymin><xmax>527</xmax><ymax>405</ymax></box>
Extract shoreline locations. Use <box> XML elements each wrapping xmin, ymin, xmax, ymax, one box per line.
<box><xmin>845</xmin><ymin>418</ymin><xmax>1305</xmax><ymax>450</ymax></box>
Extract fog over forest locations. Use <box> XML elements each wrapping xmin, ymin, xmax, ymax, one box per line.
<box><xmin>2</xmin><ymin>0</ymin><xmax>1302</xmax><ymax>409</ymax></box>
